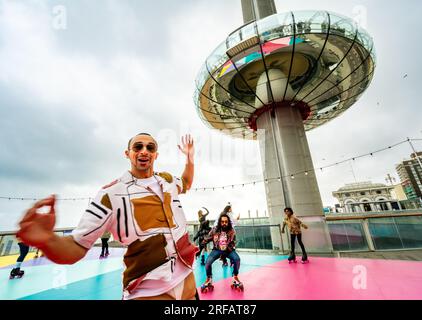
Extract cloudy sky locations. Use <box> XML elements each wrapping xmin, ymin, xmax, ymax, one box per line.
<box><xmin>0</xmin><ymin>0</ymin><xmax>421</xmax><ymax>231</ymax></box>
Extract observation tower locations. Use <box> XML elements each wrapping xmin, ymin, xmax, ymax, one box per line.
<box><xmin>194</xmin><ymin>0</ymin><xmax>375</xmax><ymax>252</ymax></box>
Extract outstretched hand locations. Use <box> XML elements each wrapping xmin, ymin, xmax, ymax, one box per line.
<box><xmin>17</xmin><ymin>195</ymin><xmax>57</xmax><ymax>247</ymax></box>
<box><xmin>177</xmin><ymin>134</ymin><xmax>194</xmax><ymax>162</ymax></box>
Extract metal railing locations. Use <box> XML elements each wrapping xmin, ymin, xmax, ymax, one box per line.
<box><xmin>2</xmin><ymin>211</ymin><xmax>422</xmax><ymax>257</ymax></box>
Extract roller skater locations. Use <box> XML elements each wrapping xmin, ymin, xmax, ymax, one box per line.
<box><xmin>198</xmin><ymin>207</ymin><xmax>210</xmax><ymax>225</ymax></box>
<box><xmin>9</xmin><ymin>241</ymin><xmax>29</xmax><ymax>279</ymax></box>
<box><xmin>193</xmin><ymin>216</ymin><xmax>211</xmax><ymax>266</ymax></box>
<box><xmin>200</xmin><ymin>277</ymin><xmax>214</xmax><ymax>293</ymax></box>
<box><xmin>16</xmin><ymin>133</ymin><xmax>200</xmax><ymax>300</ymax></box>
<box><xmin>202</xmin><ymin>214</ymin><xmax>243</xmax><ymax>291</ymax></box>
<box><xmin>99</xmin><ymin>230</ymin><xmax>111</xmax><ymax>259</ymax></box>
<box><xmin>213</xmin><ymin>203</ymin><xmax>240</xmax><ymax>267</ymax></box>
<box><xmin>282</xmin><ymin>207</ymin><xmax>309</xmax><ymax>265</ymax></box>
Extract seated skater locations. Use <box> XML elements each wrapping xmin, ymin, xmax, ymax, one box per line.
<box><xmin>213</xmin><ymin>204</ymin><xmax>240</xmax><ymax>266</ymax></box>
<box><xmin>201</xmin><ymin>213</ymin><xmax>243</xmax><ymax>291</ymax></box>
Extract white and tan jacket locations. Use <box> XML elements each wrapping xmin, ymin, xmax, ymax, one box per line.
<box><xmin>71</xmin><ymin>171</ymin><xmax>198</xmax><ymax>293</ymax></box>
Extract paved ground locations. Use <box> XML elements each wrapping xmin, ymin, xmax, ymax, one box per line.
<box><xmin>338</xmin><ymin>249</ymin><xmax>422</xmax><ymax>261</ymax></box>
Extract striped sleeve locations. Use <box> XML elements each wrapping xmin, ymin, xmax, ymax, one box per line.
<box><xmin>71</xmin><ymin>190</ymin><xmax>113</xmax><ymax>249</ymax></box>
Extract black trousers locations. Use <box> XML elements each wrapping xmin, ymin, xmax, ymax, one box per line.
<box><xmin>17</xmin><ymin>243</ymin><xmax>29</xmax><ymax>263</ymax></box>
<box><xmin>290</xmin><ymin>233</ymin><xmax>307</xmax><ymax>256</ymax></box>
<box><xmin>101</xmin><ymin>238</ymin><xmax>109</xmax><ymax>255</ymax></box>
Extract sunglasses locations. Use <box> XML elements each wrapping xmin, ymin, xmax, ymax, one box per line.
<box><xmin>131</xmin><ymin>142</ymin><xmax>157</xmax><ymax>153</ymax></box>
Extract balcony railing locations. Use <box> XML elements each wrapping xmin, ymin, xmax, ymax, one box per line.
<box><xmin>1</xmin><ymin>211</ymin><xmax>422</xmax><ymax>257</ymax></box>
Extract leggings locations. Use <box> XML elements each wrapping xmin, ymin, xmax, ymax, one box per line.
<box><xmin>290</xmin><ymin>233</ymin><xmax>307</xmax><ymax>256</ymax></box>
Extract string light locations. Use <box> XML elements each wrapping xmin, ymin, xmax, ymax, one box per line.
<box><xmin>1</xmin><ymin>138</ymin><xmax>418</xmax><ymax>199</ymax></box>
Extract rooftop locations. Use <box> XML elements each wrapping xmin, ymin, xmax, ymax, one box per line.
<box><xmin>2</xmin><ymin>247</ymin><xmax>422</xmax><ymax>300</ymax></box>
<box><xmin>335</xmin><ymin>181</ymin><xmax>392</xmax><ymax>192</ymax></box>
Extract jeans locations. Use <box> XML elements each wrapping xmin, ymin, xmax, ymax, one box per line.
<box><xmin>205</xmin><ymin>249</ymin><xmax>240</xmax><ymax>277</ymax></box>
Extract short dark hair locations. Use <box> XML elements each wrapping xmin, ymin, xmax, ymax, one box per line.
<box><xmin>284</xmin><ymin>207</ymin><xmax>293</xmax><ymax>213</ymax></box>
<box><xmin>127</xmin><ymin>133</ymin><xmax>157</xmax><ymax>150</ymax></box>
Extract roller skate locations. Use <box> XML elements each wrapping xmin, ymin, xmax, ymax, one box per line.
<box><xmin>288</xmin><ymin>253</ymin><xmax>296</xmax><ymax>264</ymax></box>
<box><xmin>200</xmin><ymin>277</ymin><xmax>214</xmax><ymax>293</ymax></box>
<box><xmin>99</xmin><ymin>254</ymin><xmax>104</xmax><ymax>259</ymax></box>
<box><xmin>9</xmin><ymin>268</ymin><xmax>24</xmax><ymax>279</ymax></box>
<box><xmin>301</xmin><ymin>254</ymin><xmax>309</xmax><ymax>264</ymax></box>
<box><xmin>105</xmin><ymin>252</ymin><xmax>110</xmax><ymax>257</ymax></box>
<box><xmin>231</xmin><ymin>276</ymin><xmax>244</xmax><ymax>292</ymax></box>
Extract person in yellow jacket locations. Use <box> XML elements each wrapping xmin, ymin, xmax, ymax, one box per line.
<box><xmin>281</xmin><ymin>207</ymin><xmax>309</xmax><ymax>263</ymax></box>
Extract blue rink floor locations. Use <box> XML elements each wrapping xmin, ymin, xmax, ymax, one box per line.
<box><xmin>1</xmin><ymin>247</ymin><xmax>286</xmax><ymax>300</ymax></box>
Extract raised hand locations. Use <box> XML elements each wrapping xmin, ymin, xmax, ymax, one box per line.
<box><xmin>17</xmin><ymin>195</ymin><xmax>57</xmax><ymax>247</ymax></box>
<box><xmin>177</xmin><ymin>134</ymin><xmax>194</xmax><ymax>162</ymax></box>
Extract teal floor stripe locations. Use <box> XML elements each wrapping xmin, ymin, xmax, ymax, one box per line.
<box><xmin>7</xmin><ymin>253</ymin><xmax>287</xmax><ymax>300</ymax></box>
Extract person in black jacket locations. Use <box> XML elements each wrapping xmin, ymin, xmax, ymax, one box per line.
<box><xmin>193</xmin><ymin>219</ymin><xmax>211</xmax><ymax>265</ymax></box>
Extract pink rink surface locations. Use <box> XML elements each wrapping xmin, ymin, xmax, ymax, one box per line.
<box><xmin>198</xmin><ymin>257</ymin><xmax>422</xmax><ymax>300</ymax></box>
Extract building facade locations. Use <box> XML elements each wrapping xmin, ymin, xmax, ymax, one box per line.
<box><xmin>396</xmin><ymin>152</ymin><xmax>422</xmax><ymax>200</ymax></box>
<box><xmin>332</xmin><ymin>181</ymin><xmax>397</xmax><ymax>213</ymax></box>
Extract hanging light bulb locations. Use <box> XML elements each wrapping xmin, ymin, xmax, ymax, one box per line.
<box><xmin>290</xmin><ymin>175</ymin><xmax>295</xmax><ymax>179</ymax></box>
<box><xmin>304</xmin><ymin>171</ymin><xmax>308</xmax><ymax>176</ymax></box>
